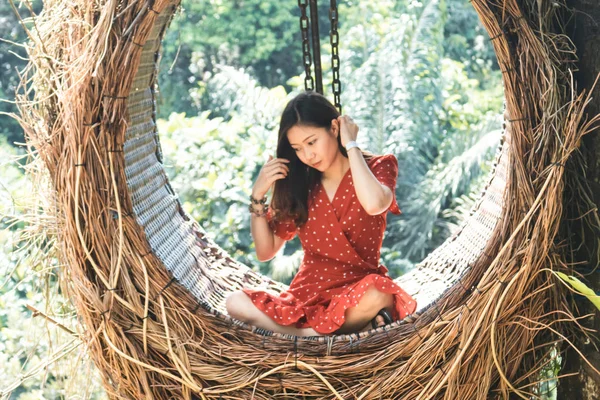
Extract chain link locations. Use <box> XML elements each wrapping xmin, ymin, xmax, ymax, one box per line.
<box><xmin>329</xmin><ymin>0</ymin><xmax>342</xmax><ymax>114</ymax></box>
<box><xmin>298</xmin><ymin>0</ymin><xmax>314</xmax><ymax>91</ymax></box>
<box><xmin>298</xmin><ymin>0</ymin><xmax>342</xmax><ymax>111</ymax></box>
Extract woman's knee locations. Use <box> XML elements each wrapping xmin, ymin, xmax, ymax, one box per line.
<box><xmin>225</xmin><ymin>291</ymin><xmax>252</xmax><ymax>321</ymax></box>
<box><xmin>359</xmin><ymin>284</ymin><xmax>393</xmax><ymax>311</ymax></box>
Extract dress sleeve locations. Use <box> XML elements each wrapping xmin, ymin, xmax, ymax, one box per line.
<box><xmin>266</xmin><ymin>207</ymin><xmax>298</xmax><ymax>241</ymax></box>
<box><xmin>371</xmin><ymin>154</ymin><xmax>402</xmax><ymax>215</ymax></box>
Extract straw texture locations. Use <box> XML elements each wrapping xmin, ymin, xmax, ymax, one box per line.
<box><xmin>13</xmin><ymin>0</ymin><xmax>599</xmax><ymax>398</ymax></box>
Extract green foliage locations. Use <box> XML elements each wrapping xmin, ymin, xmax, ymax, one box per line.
<box><xmin>157</xmin><ymin>0</ymin><xmax>329</xmax><ymax>118</ymax></box>
<box><xmin>444</xmin><ymin>0</ymin><xmax>499</xmax><ymax>84</ymax></box>
<box><xmin>0</xmin><ymin>1</ymin><xmax>43</xmax><ymax>146</ymax></box>
<box><xmin>390</xmin><ymin>57</ymin><xmax>504</xmax><ymax>261</ymax></box>
<box><xmin>0</xmin><ymin>140</ymin><xmax>106</xmax><ymax>398</ymax></box>
<box><xmin>158</xmin><ymin>111</ymin><xmax>260</xmax><ymax>265</ymax></box>
<box><xmin>159</xmin><ymin>66</ymin><xmax>310</xmax><ymax>283</ymax></box>
<box><xmin>157</xmin><ymin>94</ymin><xmax>300</xmax><ymax>278</ymax></box>
<box><xmin>190</xmin><ymin>64</ymin><xmax>288</xmax><ymax>130</ymax></box>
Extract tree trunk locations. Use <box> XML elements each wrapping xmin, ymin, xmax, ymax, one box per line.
<box><xmin>559</xmin><ymin>1</ymin><xmax>600</xmax><ymax>398</ymax></box>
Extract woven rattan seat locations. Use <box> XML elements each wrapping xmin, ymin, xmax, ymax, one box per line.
<box><xmin>16</xmin><ymin>0</ymin><xmax>592</xmax><ymax>397</ymax></box>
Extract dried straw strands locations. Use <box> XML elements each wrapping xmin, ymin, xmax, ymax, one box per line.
<box><xmin>11</xmin><ymin>0</ymin><xmax>599</xmax><ymax>398</ymax></box>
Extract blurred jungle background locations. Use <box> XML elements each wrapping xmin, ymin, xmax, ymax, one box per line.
<box><xmin>0</xmin><ymin>0</ymin><xmax>511</xmax><ymax>397</ymax></box>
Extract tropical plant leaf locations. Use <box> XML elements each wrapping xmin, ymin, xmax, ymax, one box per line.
<box><xmin>554</xmin><ymin>271</ymin><xmax>600</xmax><ymax>311</ymax></box>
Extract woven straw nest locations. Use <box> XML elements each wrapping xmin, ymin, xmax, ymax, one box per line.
<box><xmin>12</xmin><ymin>0</ymin><xmax>599</xmax><ymax>398</ymax></box>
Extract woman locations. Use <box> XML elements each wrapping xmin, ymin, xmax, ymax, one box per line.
<box><xmin>226</xmin><ymin>91</ymin><xmax>416</xmax><ymax>336</ymax></box>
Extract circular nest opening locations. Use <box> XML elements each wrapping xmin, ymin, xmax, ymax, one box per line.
<box><xmin>15</xmin><ymin>0</ymin><xmax>590</xmax><ymax>398</ymax></box>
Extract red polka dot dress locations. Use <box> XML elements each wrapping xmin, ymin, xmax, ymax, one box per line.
<box><xmin>242</xmin><ymin>154</ymin><xmax>417</xmax><ymax>334</ymax></box>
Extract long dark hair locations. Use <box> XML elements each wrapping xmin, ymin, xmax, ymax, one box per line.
<box><xmin>270</xmin><ymin>91</ymin><xmax>374</xmax><ymax>228</ymax></box>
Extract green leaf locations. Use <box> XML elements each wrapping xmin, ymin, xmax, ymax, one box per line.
<box><xmin>554</xmin><ymin>271</ymin><xmax>600</xmax><ymax>311</ymax></box>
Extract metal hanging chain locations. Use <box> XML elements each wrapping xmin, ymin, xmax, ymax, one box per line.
<box><xmin>329</xmin><ymin>0</ymin><xmax>342</xmax><ymax>113</ymax></box>
<box><xmin>308</xmin><ymin>0</ymin><xmax>323</xmax><ymax>94</ymax></box>
<box><xmin>298</xmin><ymin>0</ymin><xmax>314</xmax><ymax>91</ymax></box>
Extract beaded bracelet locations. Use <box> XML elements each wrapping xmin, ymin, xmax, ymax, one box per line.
<box><xmin>249</xmin><ymin>194</ymin><xmax>269</xmax><ymax>217</ymax></box>
<box><xmin>248</xmin><ymin>203</ymin><xmax>269</xmax><ymax>217</ymax></box>
<box><xmin>250</xmin><ymin>194</ymin><xmax>268</xmax><ymax>205</ymax></box>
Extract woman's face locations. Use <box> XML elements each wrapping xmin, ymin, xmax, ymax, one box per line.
<box><xmin>287</xmin><ymin>123</ymin><xmax>339</xmax><ymax>171</ymax></box>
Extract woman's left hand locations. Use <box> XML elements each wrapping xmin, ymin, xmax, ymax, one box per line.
<box><xmin>336</xmin><ymin>115</ymin><xmax>359</xmax><ymax>148</ymax></box>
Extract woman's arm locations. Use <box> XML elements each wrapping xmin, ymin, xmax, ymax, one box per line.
<box><xmin>250</xmin><ymin>196</ymin><xmax>286</xmax><ymax>261</ymax></box>
<box><xmin>348</xmin><ymin>148</ymin><xmax>394</xmax><ymax>215</ymax></box>
<box><xmin>337</xmin><ymin>115</ymin><xmax>394</xmax><ymax>215</ymax></box>
<box><xmin>249</xmin><ymin>156</ymin><xmax>290</xmax><ymax>261</ymax></box>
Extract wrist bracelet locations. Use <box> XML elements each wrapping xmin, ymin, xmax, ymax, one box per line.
<box><xmin>345</xmin><ymin>141</ymin><xmax>360</xmax><ymax>151</ymax></box>
<box><xmin>250</xmin><ymin>194</ymin><xmax>267</xmax><ymax>205</ymax></box>
<box><xmin>248</xmin><ymin>202</ymin><xmax>269</xmax><ymax>217</ymax></box>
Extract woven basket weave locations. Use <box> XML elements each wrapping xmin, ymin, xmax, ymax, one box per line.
<box><xmin>15</xmin><ymin>0</ymin><xmax>592</xmax><ymax>398</ymax></box>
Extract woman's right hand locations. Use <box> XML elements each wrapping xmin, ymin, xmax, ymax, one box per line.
<box><xmin>252</xmin><ymin>155</ymin><xmax>290</xmax><ymax>198</ymax></box>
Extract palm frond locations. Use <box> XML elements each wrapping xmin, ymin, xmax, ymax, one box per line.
<box><xmin>270</xmin><ymin>250</ymin><xmax>303</xmax><ymax>284</ymax></box>
<box><xmin>389</xmin><ymin>122</ymin><xmax>501</xmax><ymax>260</ymax></box>
<box><xmin>200</xmin><ymin>65</ymin><xmax>288</xmax><ymax>140</ymax></box>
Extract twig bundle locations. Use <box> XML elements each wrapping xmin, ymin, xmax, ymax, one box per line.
<box><xmin>11</xmin><ymin>0</ymin><xmax>599</xmax><ymax>398</ymax></box>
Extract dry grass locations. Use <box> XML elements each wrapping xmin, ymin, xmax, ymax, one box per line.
<box><xmin>7</xmin><ymin>0</ymin><xmax>600</xmax><ymax>398</ymax></box>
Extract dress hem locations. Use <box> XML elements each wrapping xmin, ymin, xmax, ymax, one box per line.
<box><xmin>242</xmin><ymin>274</ymin><xmax>417</xmax><ymax>335</ymax></box>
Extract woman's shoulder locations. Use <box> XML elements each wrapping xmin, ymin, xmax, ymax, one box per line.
<box><xmin>367</xmin><ymin>153</ymin><xmax>397</xmax><ymax>166</ymax></box>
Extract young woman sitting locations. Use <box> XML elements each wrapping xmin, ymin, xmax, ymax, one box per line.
<box><xmin>226</xmin><ymin>91</ymin><xmax>417</xmax><ymax>336</ymax></box>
